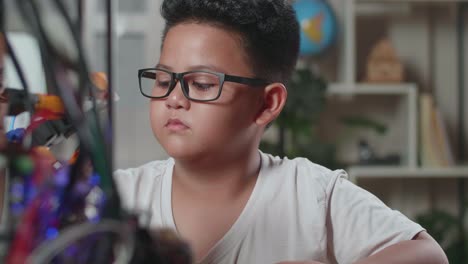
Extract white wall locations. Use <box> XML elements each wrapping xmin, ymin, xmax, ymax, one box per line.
<box><xmin>84</xmin><ymin>0</ymin><xmax>168</xmax><ymax>169</ymax></box>
<box><xmin>4</xmin><ymin>0</ymin><xmax>169</xmax><ymax>169</ymax></box>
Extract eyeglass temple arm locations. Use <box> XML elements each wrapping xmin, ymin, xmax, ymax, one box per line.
<box><xmin>224</xmin><ymin>75</ymin><xmax>269</xmax><ymax>86</ymax></box>
<box><xmin>141</xmin><ymin>71</ymin><xmax>156</xmax><ymax>79</ymax></box>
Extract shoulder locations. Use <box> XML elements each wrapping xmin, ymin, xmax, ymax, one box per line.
<box><xmin>260</xmin><ymin>151</ymin><xmax>348</xmax><ymax>199</ymax></box>
<box><xmin>114</xmin><ymin>159</ymin><xmax>172</xmax><ymax>183</ymax></box>
<box><xmin>113</xmin><ymin>159</ymin><xmax>173</xmax><ymax>211</ymax></box>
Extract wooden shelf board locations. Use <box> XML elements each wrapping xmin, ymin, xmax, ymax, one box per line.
<box><xmin>349</xmin><ymin>165</ymin><xmax>468</xmax><ymax>179</ymax></box>
<box><xmin>355</xmin><ymin>1</ymin><xmax>467</xmax><ymax>16</ymax></box>
<box><xmin>358</xmin><ymin>0</ymin><xmax>468</xmax><ymax>3</ymax></box>
<box><xmin>327</xmin><ymin>82</ymin><xmax>416</xmax><ymax>95</ymax></box>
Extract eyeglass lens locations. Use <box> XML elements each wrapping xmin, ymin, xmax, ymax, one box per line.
<box><xmin>140</xmin><ymin>69</ymin><xmax>221</xmax><ymax>101</ymax></box>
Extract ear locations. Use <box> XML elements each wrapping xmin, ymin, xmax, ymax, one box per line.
<box><xmin>255</xmin><ymin>82</ymin><xmax>287</xmax><ymax>126</ymax></box>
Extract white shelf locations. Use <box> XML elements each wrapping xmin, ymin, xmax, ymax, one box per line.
<box><xmin>327</xmin><ymin>82</ymin><xmax>417</xmax><ymax>96</ymax></box>
<box><xmin>327</xmin><ymin>82</ymin><xmax>419</xmax><ymax>168</ymax></box>
<box><xmin>358</xmin><ymin>0</ymin><xmax>468</xmax><ymax>3</ymax></box>
<box><xmin>356</xmin><ymin>2</ymin><xmax>412</xmax><ymax>16</ymax></box>
<box><xmin>356</xmin><ymin>1</ymin><xmax>467</xmax><ymax>16</ymax></box>
<box><xmin>337</xmin><ymin>0</ymin><xmax>467</xmax><ymax>182</ymax></box>
<box><xmin>349</xmin><ymin>165</ymin><xmax>468</xmax><ymax>180</ymax></box>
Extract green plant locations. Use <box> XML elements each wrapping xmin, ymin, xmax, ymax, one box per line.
<box><xmin>260</xmin><ymin>67</ymin><xmax>390</xmax><ymax>169</ymax></box>
<box><xmin>416</xmin><ymin>209</ymin><xmax>468</xmax><ymax>263</ymax></box>
<box><xmin>260</xmin><ymin>67</ymin><xmax>338</xmax><ymax>168</ymax></box>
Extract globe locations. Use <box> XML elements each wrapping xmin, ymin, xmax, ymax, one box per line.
<box><xmin>293</xmin><ymin>0</ymin><xmax>338</xmax><ymax>56</ymax></box>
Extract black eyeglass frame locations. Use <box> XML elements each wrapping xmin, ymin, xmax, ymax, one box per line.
<box><xmin>138</xmin><ymin>68</ymin><xmax>271</xmax><ymax>102</ymax></box>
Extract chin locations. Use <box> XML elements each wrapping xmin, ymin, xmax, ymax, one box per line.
<box><xmin>164</xmin><ymin>145</ymin><xmax>187</xmax><ymax>157</ymax></box>
<box><xmin>165</xmin><ymin>149</ymin><xmax>201</xmax><ymax>162</ymax></box>
<box><xmin>162</xmin><ymin>141</ymin><xmax>201</xmax><ymax>161</ymax></box>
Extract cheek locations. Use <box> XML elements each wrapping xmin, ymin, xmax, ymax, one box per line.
<box><xmin>149</xmin><ymin>101</ymin><xmax>165</xmax><ymax>134</ymax></box>
<box><xmin>194</xmin><ymin>105</ymin><xmax>251</xmax><ymax>143</ymax></box>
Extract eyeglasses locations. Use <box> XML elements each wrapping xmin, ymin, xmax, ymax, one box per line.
<box><xmin>138</xmin><ymin>68</ymin><xmax>270</xmax><ymax>102</ymax></box>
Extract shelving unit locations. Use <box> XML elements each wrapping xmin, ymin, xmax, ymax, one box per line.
<box><xmin>336</xmin><ymin>0</ymin><xmax>468</xmax><ymax>86</ymax></box>
<box><xmin>327</xmin><ymin>0</ymin><xmax>468</xmax><ymax>181</ymax></box>
<box><xmin>328</xmin><ymin>83</ymin><xmax>416</xmax><ymax>95</ymax></box>
<box><xmin>327</xmin><ymin>83</ymin><xmax>419</xmax><ymax>168</ymax></box>
<box><xmin>318</xmin><ymin>6</ymin><xmax>468</xmax><ymax>249</ymax></box>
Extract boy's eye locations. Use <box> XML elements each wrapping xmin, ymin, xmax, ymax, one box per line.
<box><xmin>191</xmin><ymin>81</ymin><xmax>216</xmax><ymax>91</ymax></box>
<box><xmin>156</xmin><ymin>80</ymin><xmax>171</xmax><ymax>89</ymax></box>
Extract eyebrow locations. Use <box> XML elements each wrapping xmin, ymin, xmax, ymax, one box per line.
<box><xmin>155</xmin><ymin>63</ymin><xmax>172</xmax><ymax>71</ymax></box>
<box><xmin>155</xmin><ymin>63</ymin><xmax>230</xmax><ymax>74</ymax></box>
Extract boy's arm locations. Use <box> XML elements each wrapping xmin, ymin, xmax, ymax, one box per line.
<box><xmin>277</xmin><ymin>231</ymin><xmax>448</xmax><ymax>264</ymax></box>
<box><xmin>353</xmin><ymin>231</ymin><xmax>448</xmax><ymax>264</ymax></box>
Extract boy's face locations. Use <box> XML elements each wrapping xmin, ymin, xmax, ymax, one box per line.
<box><xmin>150</xmin><ymin>23</ymin><xmax>265</xmax><ymax>160</ymax></box>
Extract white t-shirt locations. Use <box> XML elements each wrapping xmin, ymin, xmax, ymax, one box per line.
<box><xmin>114</xmin><ymin>151</ymin><xmax>424</xmax><ymax>264</ymax></box>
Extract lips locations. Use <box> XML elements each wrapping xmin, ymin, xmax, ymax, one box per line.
<box><xmin>165</xmin><ymin>118</ymin><xmax>189</xmax><ymax>131</ymax></box>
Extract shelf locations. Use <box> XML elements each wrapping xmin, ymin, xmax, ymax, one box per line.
<box><xmin>356</xmin><ymin>2</ymin><xmax>412</xmax><ymax>16</ymax></box>
<box><xmin>327</xmin><ymin>82</ymin><xmax>417</xmax><ymax>96</ymax></box>
<box><xmin>355</xmin><ymin>0</ymin><xmax>468</xmax><ymax>16</ymax></box>
<box><xmin>349</xmin><ymin>165</ymin><xmax>468</xmax><ymax>180</ymax></box>
<box><xmin>358</xmin><ymin>0</ymin><xmax>468</xmax><ymax>3</ymax></box>
<box><xmin>327</xmin><ymin>82</ymin><xmax>419</xmax><ymax>168</ymax></box>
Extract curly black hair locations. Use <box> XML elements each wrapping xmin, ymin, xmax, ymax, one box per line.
<box><xmin>160</xmin><ymin>0</ymin><xmax>300</xmax><ymax>84</ymax></box>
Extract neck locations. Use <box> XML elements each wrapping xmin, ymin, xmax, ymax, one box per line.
<box><xmin>172</xmin><ymin>148</ymin><xmax>261</xmax><ymax>197</ymax></box>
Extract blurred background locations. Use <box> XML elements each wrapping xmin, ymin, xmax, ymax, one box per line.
<box><xmin>2</xmin><ymin>0</ymin><xmax>468</xmax><ymax>262</ymax></box>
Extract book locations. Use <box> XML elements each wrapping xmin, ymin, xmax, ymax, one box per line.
<box><xmin>419</xmin><ymin>93</ymin><xmax>455</xmax><ymax>167</ymax></box>
<box><xmin>431</xmin><ymin>105</ymin><xmax>455</xmax><ymax>166</ymax></box>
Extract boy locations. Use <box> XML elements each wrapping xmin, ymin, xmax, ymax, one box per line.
<box><xmin>114</xmin><ymin>0</ymin><xmax>448</xmax><ymax>263</ymax></box>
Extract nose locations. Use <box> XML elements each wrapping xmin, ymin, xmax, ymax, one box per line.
<box><xmin>165</xmin><ymin>81</ymin><xmax>190</xmax><ymax>110</ymax></box>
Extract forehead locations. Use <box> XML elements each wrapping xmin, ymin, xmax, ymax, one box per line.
<box><xmin>160</xmin><ymin>23</ymin><xmax>253</xmax><ymax>75</ymax></box>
